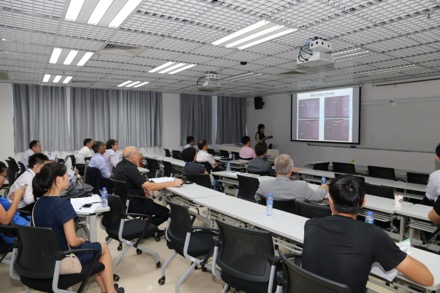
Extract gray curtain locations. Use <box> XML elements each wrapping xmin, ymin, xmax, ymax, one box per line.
<box><xmin>180</xmin><ymin>94</ymin><xmax>212</xmax><ymax>144</ymax></box>
<box><xmin>70</xmin><ymin>88</ymin><xmax>162</xmax><ymax>149</ymax></box>
<box><xmin>216</xmin><ymin>96</ymin><xmax>247</xmax><ymax>144</ymax></box>
<box><xmin>13</xmin><ymin>84</ymin><xmax>70</xmax><ymax>152</ymax></box>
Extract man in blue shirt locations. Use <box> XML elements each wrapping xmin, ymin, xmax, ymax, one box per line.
<box><xmin>89</xmin><ymin>141</ymin><xmax>111</xmax><ymax>178</ymax></box>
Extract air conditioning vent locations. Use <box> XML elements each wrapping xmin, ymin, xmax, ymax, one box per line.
<box><xmin>0</xmin><ymin>71</ymin><xmax>9</xmax><ymax>80</ymax></box>
<box><xmin>100</xmin><ymin>43</ymin><xmax>144</xmax><ymax>57</ymax></box>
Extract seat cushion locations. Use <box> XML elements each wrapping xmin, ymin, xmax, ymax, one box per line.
<box><xmin>221</xmin><ymin>271</ymin><xmax>269</xmax><ymax>293</ymax></box>
<box><xmin>20</xmin><ymin>261</ymin><xmax>105</xmax><ymax>292</ymax></box>
<box><xmin>172</xmin><ymin>231</ymin><xmax>216</xmax><ymax>257</ymax></box>
<box><xmin>106</xmin><ymin>219</ymin><xmax>157</xmax><ymax>241</ymax></box>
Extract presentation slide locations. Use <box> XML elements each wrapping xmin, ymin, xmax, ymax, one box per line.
<box><xmin>291</xmin><ymin>87</ymin><xmax>360</xmax><ymax>144</ymax></box>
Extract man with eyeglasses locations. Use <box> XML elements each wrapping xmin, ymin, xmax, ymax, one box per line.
<box><xmin>21</xmin><ymin>140</ymin><xmax>42</xmax><ymax>168</ymax></box>
<box><xmin>8</xmin><ymin>153</ymin><xmax>49</xmax><ymax>212</ymax></box>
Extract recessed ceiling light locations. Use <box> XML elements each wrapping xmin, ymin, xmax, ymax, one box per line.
<box><xmin>118</xmin><ymin>80</ymin><xmax>133</xmax><ymax>87</ymax></box>
<box><xmin>108</xmin><ymin>0</ymin><xmax>143</xmax><ymax>28</ymax></box>
<box><xmin>42</xmin><ymin>74</ymin><xmax>50</xmax><ymax>82</ymax></box>
<box><xmin>88</xmin><ymin>0</ymin><xmax>114</xmax><ymax>25</ymax></box>
<box><xmin>126</xmin><ymin>81</ymin><xmax>141</xmax><ymax>87</ymax></box>
<box><xmin>63</xmin><ymin>76</ymin><xmax>73</xmax><ymax>84</ymax></box>
<box><xmin>212</xmin><ymin>20</ymin><xmax>297</xmax><ymax>50</ymax></box>
<box><xmin>118</xmin><ymin>80</ymin><xmax>149</xmax><ymax>88</ymax></box>
<box><xmin>148</xmin><ymin>61</ymin><xmax>175</xmax><ymax>73</ymax></box>
<box><xmin>77</xmin><ymin>52</ymin><xmax>94</xmax><ymax>66</ymax></box>
<box><xmin>169</xmin><ymin>64</ymin><xmax>197</xmax><ymax>74</ymax></box>
<box><xmin>63</xmin><ymin>50</ymin><xmax>78</xmax><ymax>65</ymax></box>
<box><xmin>65</xmin><ymin>0</ymin><xmax>85</xmax><ymax>22</ymax></box>
<box><xmin>149</xmin><ymin>61</ymin><xmax>196</xmax><ymax>74</ymax></box>
<box><xmin>49</xmin><ymin>48</ymin><xmax>62</xmax><ymax>64</ymax></box>
<box><xmin>133</xmin><ymin>81</ymin><xmax>149</xmax><ymax>88</ymax></box>
<box><xmin>159</xmin><ymin>63</ymin><xmax>187</xmax><ymax>74</ymax></box>
<box><xmin>53</xmin><ymin>75</ymin><xmax>62</xmax><ymax>83</ymax></box>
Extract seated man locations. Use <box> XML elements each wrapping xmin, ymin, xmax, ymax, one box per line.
<box><xmin>76</xmin><ymin>138</ymin><xmax>94</xmax><ymax>164</ymax></box>
<box><xmin>103</xmin><ymin>139</ymin><xmax>119</xmax><ymax>173</ymax></box>
<box><xmin>255</xmin><ymin>154</ymin><xmax>327</xmax><ymax>202</ymax></box>
<box><xmin>303</xmin><ymin>175</ymin><xmax>433</xmax><ymax>293</ymax></box>
<box><xmin>183</xmin><ymin>136</ymin><xmax>195</xmax><ymax>149</ymax></box>
<box><xmin>239</xmin><ymin>136</ymin><xmax>256</xmax><ymax>160</ymax></box>
<box><xmin>113</xmin><ymin>146</ymin><xmax>183</xmax><ymax>227</ymax></box>
<box><xmin>8</xmin><ymin>153</ymin><xmax>49</xmax><ymax>212</ymax></box>
<box><xmin>196</xmin><ymin>139</ymin><xmax>219</xmax><ymax>171</ymax></box>
<box><xmin>247</xmin><ymin>143</ymin><xmax>273</xmax><ymax>175</ymax></box>
<box><xmin>424</xmin><ymin>143</ymin><xmax>440</xmax><ymax>205</ymax></box>
<box><xmin>88</xmin><ymin>141</ymin><xmax>111</xmax><ymax>179</ymax></box>
<box><xmin>182</xmin><ymin>147</ymin><xmax>208</xmax><ymax>175</ymax></box>
<box><xmin>21</xmin><ymin>140</ymin><xmax>42</xmax><ymax>168</ymax></box>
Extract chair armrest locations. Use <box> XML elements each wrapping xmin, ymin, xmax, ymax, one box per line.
<box><xmin>268</xmin><ymin>255</ymin><xmax>280</xmax><ymax>265</ymax></box>
<box><xmin>212</xmin><ymin>235</ymin><xmax>221</xmax><ymax>246</ymax></box>
<box><xmin>124</xmin><ymin>212</ymin><xmax>153</xmax><ymax>220</ymax></box>
<box><xmin>58</xmin><ymin>248</ymin><xmax>99</xmax><ymax>260</ymax></box>
<box><xmin>189</xmin><ymin>226</ymin><xmax>218</xmax><ymax>233</ymax></box>
<box><xmin>127</xmin><ymin>194</ymin><xmax>147</xmax><ymax>200</ymax></box>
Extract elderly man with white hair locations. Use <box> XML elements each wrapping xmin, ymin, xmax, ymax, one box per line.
<box><xmin>255</xmin><ymin>154</ymin><xmax>327</xmax><ymax>202</ymax></box>
<box><xmin>113</xmin><ymin>146</ymin><xmax>183</xmax><ymax>228</ymax></box>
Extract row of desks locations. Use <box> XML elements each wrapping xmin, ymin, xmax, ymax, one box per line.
<box><xmin>164</xmin><ymin>183</ymin><xmax>440</xmax><ymax>292</ymax></box>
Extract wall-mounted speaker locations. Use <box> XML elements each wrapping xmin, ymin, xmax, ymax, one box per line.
<box><xmin>254</xmin><ymin>96</ymin><xmax>264</xmax><ymax>109</ymax></box>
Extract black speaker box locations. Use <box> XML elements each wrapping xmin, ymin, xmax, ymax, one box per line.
<box><xmin>254</xmin><ymin>96</ymin><xmax>264</xmax><ymax>109</ymax></box>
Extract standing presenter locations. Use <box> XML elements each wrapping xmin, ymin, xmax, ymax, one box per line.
<box><xmin>255</xmin><ymin>124</ymin><xmax>273</xmax><ymax>144</ymax></box>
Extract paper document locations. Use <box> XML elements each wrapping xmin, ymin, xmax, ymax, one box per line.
<box><xmin>370</xmin><ymin>239</ymin><xmax>411</xmax><ymax>281</ymax></box>
<box><xmin>150</xmin><ymin>177</ymin><xmax>175</xmax><ymax>183</ymax></box>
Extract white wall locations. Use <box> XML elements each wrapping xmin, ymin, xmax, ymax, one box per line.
<box><xmin>161</xmin><ymin>92</ymin><xmax>181</xmax><ymax>150</ymax></box>
<box><xmin>247</xmin><ymin>81</ymin><xmax>440</xmax><ymax>173</ymax></box>
<box><xmin>0</xmin><ymin>83</ymin><xmax>14</xmax><ymax>162</ymax></box>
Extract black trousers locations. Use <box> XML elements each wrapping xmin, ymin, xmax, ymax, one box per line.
<box><xmin>128</xmin><ymin>197</ymin><xmax>170</xmax><ymax>227</ymax></box>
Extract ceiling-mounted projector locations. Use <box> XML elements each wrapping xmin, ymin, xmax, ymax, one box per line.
<box><xmin>297</xmin><ymin>37</ymin><xmax>334</xmax><ymax>68</ymax></box>
<box><xmin>197</xmin><ymin>72</ymin><xmax>221</xmax><ymax>91</ymax></box>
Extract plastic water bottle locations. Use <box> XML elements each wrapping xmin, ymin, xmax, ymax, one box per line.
<box><xmin>232</xmin><ymin>153</ymin><xmax>236</xmax><ymax>160</ymax></box>
<box><xmin>365</xmin><ymin>211</ymin><xmax>374</xmax><ymax>224</ymax></box>
<box><xmin>321</xmin><ymin>176</ymin><xmax>326</xmax><ymax>185</ymax></box>
<box><xmin>54</xmin><ymin>154</ymin><xmax>58</xmax><ymax>162</ymax></box>
<box><xmin>100</xmin><ymin>188</ymin><xmax>108</xmax><ymax>208</ymax></box>
<box><xmin>68</xmin><ymin>174</ymin><xmax>73</xmax><ymax>184</ymax></box>
<box><xmin>266</xmin><ymin>193</ymin><xmax>273</xmax><ymax>216</ymax></box>
<box><xmin>226</xmin><ymin>161</ymin><xmax>231</xmax><ymax>172</ymax></box>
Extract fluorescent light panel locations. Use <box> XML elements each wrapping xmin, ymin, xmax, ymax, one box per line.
<box><xmin>53</xmin><ymin>75</ymin><xmax>62</xmax><ymax>83</ymax></box>
<box><xmin>149</xmin><ymin>61</ymin><xmax>196</xmax><ymax>74</ymax></box>
<box><xmin>88</xmin><ymin>0</ymin><xmax>114</xmax><ymax>25</ymax></box>
<box><xmin>49</xmin><ymin>48</ymin><xmax>62</xmax><ymax>64</ymax></box>
<box><xmin>118</xmin><ymin>80</ymin><xmax>132</xmax><ymax>87</ymax></box>
<box><xmin>212</xmin><ymin>20</ymin><xmax>297</xmax><ymax>50</ymax></box>
<box><xmin>42</xmin><ymin>74</ymin><xmax>50</xmax><ymax>82</ymax></box>
<box><xmin>109</xmin><ymin>0</ymin><xmax>143</xmax><ymax>28</ymax></box>
<box><xmin>63</xmin><ymin>50</ymin><xmax>78</xmax><ymax>65</ymax></box>
<box><xmin>63</xmin><ymin>76</ymin><xmax>73</xmax><ymax>84</ymax></box>
<box><xmin>42</xmin><ymin>74</ymin><xmax>73</xmax><ymax>83</ymax></box>
<box><xmin>134</xmin><ymin>81</ymin><xmax>149</xmax><ymax>88</ymax></box>
<box><xmin>118</xmin><ymin>80</ymin><xmax>149</xmax><ymax>88</ymax></box>
<box><xmin>77</xmin><ymin>52</ymin><xmax>94</xmax><ymax>66</ymax></box>
<box><xmin>49</xmin><ymin>48</ymin><xmax>94</xmax><ymax>66</ymax></box>
<box><xmin>65</xmin><ymin>0</ymin><xmax>85</xmax><ymax>21</ymax></box>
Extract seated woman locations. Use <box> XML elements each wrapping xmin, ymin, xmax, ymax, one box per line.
<box><xmin>0</xmin><ymin>161</ymin><xmax>27</xmax><ymax>225</ymax></box>
<box><xmin>32</xmin><ymin>162</ymin><xmax>124</xmax><ymax>293</ymax></box>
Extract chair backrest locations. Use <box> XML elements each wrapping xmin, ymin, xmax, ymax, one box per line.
<box><xmin>162</xmin><ymin>161</ymin><xmax>173</xmax><ymax>177</ymax></box>
<box><xmin>172</xmin><ymin>150</ymin><xmax>182</xmax><ymax>160</ymax></box>
<box><xmin>313</xmin><ymin>162</ymin><xmax>330</xmax><ymax>171</ymax></box>
<box><xmin>75</xmin><ymin>163</ymin><xmax>86</xmax><ymax>177</ymax></box>
<box><xmin>146</xmin><ymin>158</ymin><xmax>160</xmax><ymax>178</ymax></box>
<box><xmin>164</xmin><ymin>148</ymin><xmax>171</xmax><ymax>157</ymax></box>
<box><xmin>407</xmin><ymin>172</ymin><xmax>429</xmax><ymax>185</ymax></box>
<box><xmin>84</xmin><ymin>156</ymin><xmax>92</xmax><ymax>162</ymax></box>
<box><xmin>295</xmin><ymin>201</ymin><xmax>331</xmax><ymax>219</ymax></box>
<box><xmin>13</xmin><ymin>224</ymin><xmax>59</xmax><ymax>279</ymax></box>
<box><xmin>6</xmin><ymin>159</ymin><xmax>19</xmax><ymax>186</ymax></box>
<box><xmin>184</xmin><ymin>173</ymin><xmax>211</xmax><ymax>189</ymax></box>
<box><xmin>65</xmin><ymin>155</ymin><xmax>76</xmax><ymax>170</ymax></box>
<box><xmin>247</xmin><ymin>169</ymin><xmax>272</xmax><ymax>176</ymax></box>
<box><xmin>220</xmin><ymin>150</ymin><xmax>229</xmax><ymax>158</ymax></box>
<box><xmin>237</xmin><ymin>174</ymin><xmax>260</xmax><ymax>202</ymax></box>
<box><xmin>231</xmin><ymin>151</ymin><xmax>239</xmax><ymax>160</ymax></box>
<box><xmin>332</xmin><ymin>162</ymin><xmax>356</xmax><ymax>175</ymax></box>
<box><xmin>101</xmin><ymin>195</ymin><xmax>124</xmax><ymax>229</ymax></box>
<box><xmin>367</xmin><ymin>165</ymin><xmax>396</xmax><ymax>180</ymax></box>
<box><xmin>280</xmin><ymin>253</ymin><xmax>351</xmax><ymax>293</ymax></box>
<box><xmin>365</xmin><ymin>184</ymin><xmax>394</xmax><ymax>199</ymax></box>
<box><xmin>17</xmin><ymin>161</ymin><xmax>27</xmax><ymax>177</ymax></box>
<box><xmin>257</xmin><ymin>194</ymin><xmax>297</xmax><ymax>214</ymax></box>
<box><xmin>110</xmin><ymin>179</ymin><xmax>129</xmax><ymax>205</ymax></box>
<box><xmin>200</xmin><ymin>161</ymin><xmax>213</xmax><ymax>174</ymax></box>
<box><xmin>85</xmin><ymin>167</ymin><xmax>113</xmax><ymax>194</ymax></box>
<box><xmin>207</xmin><ymin>148</ymin><xmax>216</xmax><ymax>155</ymax></box>
<box><xmin>216</xmin><ymin>220</ymin><xmax>274</xmax><ymax>283</ymax></box>
<box><xmin>167</xmin><ymin>202</ymin><xmax>192</xmax><ymax>247</ymax></box>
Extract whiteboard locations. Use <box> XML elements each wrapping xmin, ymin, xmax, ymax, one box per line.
<box><xmin>360</xmin><ymin>98</ymin><xmax>440</xmax><ymax>153</ymax></box>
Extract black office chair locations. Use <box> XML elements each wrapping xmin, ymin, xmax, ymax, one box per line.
<box><xmin>184</xmin><ymin>173</ymin><xmax>212</xmax><ymax>189</ymax></box>
<box><xmin>75</xmin><ymin>163</ymin><xmax>86</xmax><ymax>177</ymax></box>
<box><xmin>6</xmin><ymin>158</ymin><xmax>19</xmax><ymax>187</ymax></box>
<box><xmin>237</xmin><ymin>174</ymin><xmax>260</xmax><ymax>202</ymax></box>
<box><xmin>407</xmin><ymin>172</ymin><xmax>429</xmax><ymax>185</ymax></box>
<box><xmin>11</xmin><ymin>224</ymin><xmax>104</xmax><ymax>293</ymax></box>
<box><xmin>231</xmin><ymin>151</ymin><xmax>239</xmax><ymax>160</ymax></box>
<box><xmin>207</xmin><ymin>148</ymin><xmax>216</xmax><ymax>155</ymax></box>
<box><xmin>158</xmin><ymin>201</ymin><xmax>217</xmax><ymax>292</ymax></box>
<box><xmin>220</xmin><ymin>150</ymin><xmax>229</xmax><ymax>158</ymax></box>
<box><xmin>332</xmin><ymin>162</ymin><xmax>356</xmax><ymax>175</ymax></box>
<box><xmin>368</xmin><ymin>165</ymin><xmax>396</xmax><ymax>181</ymax></box>
<box><xmin>295</xmin><ymin>201</ymin><xmax>331</xmax><ymax>218</ymax></box>
<box><xmin>247</xmin><ymin>170</ymin><xmax>273</xmax><ymax>176</ymax></box>
<box><xmin>162</xmin><ymin>161</ymin><xmax>174</xmax><ymax>177</ymax></box>
<box><xmin>212</xmin><ymin>220</ymin><xmax>279</xmax><ymax>293</ymax></box>
<box><xmin>101</xmin><ymin>194</ymin><xmax>160</xmax><ymax>279</ymax></box>
<box><xmin>365</xmin><ymin>184</ymin><xmax>395</xmax><ymax>199</ymax></box>
<box><xmin>200</xmin><ymin>161</ymin><xmax>213</xmax><ymax>174</ymax></box>
<box><xmin>164</xmin><ymin>148</ymin><xmax>171</xmax><ymax>157</ymax></box>
<box><xmin>313</xmin><ymin>162</ymin><xmax>330</xmax><ymax>171</ymax></box>
<box><xmin>65</xmin><ymin>155</ymin><xmax>76</xmax><ymax>171</ymax></box>
<box><xmin>257</xmin><ymin>195</ymin><xmax>297</xmax><ymax>214</ymax></box>
<box><xmin>172</xmin><ymin>150</ymin><xmax>182</xmax><ymax>160</ymax></box>
<box><xmin>0</xmin><ymin>224</ymin><xmax>16</xmax><ymax>264</ymax></box>
<box><xmin>146</xmin><ymin>158</ymin><xmax>161</xmax><ymax>178</ymax></box>
<box><xmin>84</xmin><ymin>156</ymin><xmax>92</xmax><ymax>162</ymax></box>
<box><xmin>278</xmin><ymin>253</ymin><xmax>351</xmax><ymax>293</ymax></box>
<box><xmin>84</xmin><ymin>167</ymin><xmax>113</xmax><ymax>194</ymax></box>
<box><xmin>17</xmin><ymin>161</ymin><xmax>27</xmax><ymax>177</ymax></box>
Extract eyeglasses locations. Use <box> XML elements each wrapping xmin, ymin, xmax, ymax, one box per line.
<box><xmin>0</xmin><ymin>172</ymin><xmax>7</xmax><ymax>177</ymax></box>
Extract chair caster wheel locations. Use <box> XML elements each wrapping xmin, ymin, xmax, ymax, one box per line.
<box><xmin>158</xmin><ymin>276</ymin><xmax>165</xmax><ymax>285</ymax></box>
<box><xmin>156</xmin><ymin>261</ymin><xmax>161</xmax><ymax>268</ymax></box>
<box><xmin>201</xmin><ymin>267</ymin><xmax>208</xmax><ymax>272</ymax></box>
<box><xmin>155</xmin><ymin>237</ymin><xmax>160</xmax><ymax>242</ymax></box>
<box><xmin>117</xmin><ymin>243</ymin><xmax>123</xmax><ymax>251</ymax></box>
<box><xmin>113</xmin><ymin>274</ymin><xmax>120</xmax><ymax>282</ymax></box>
<box><xmin>105</xmin><ymin>236</ymin><xmax>110</xmax><ymax>241</ymax></box>
<box><xmin>136</xmin><ymin>249</ymin><xmax>142</xmax><ymax>255</ymax></box>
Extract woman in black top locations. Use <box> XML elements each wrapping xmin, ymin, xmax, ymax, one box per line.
<box><xmin>255</xmin><ymin>124</ymin><xmax>273</xmax><ymax>144</ymax></box>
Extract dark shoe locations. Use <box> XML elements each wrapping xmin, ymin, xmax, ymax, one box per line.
<box><xmin>117</xmin><ymin>287</ymin><xmax>125</xmax><ymax>293</ymax></box>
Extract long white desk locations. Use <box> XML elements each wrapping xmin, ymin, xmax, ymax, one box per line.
<box><xmin>71</xmin><ymin>194</ymin><xmax>109</xmax><ymax>242</ymax></box>
<box><xmin>165</xmin><ymin>185</ymin><xmax>440</xmax><ymax>292</ymax></box>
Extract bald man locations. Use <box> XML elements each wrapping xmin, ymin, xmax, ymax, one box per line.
<box><xmin>113</xmin><ymin>146</ymin><xmax>183</xmax><ymax>227</ymax></box>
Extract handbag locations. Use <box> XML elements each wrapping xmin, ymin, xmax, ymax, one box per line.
<box><xmin>59</xmin><ymin>253</ymin><xmax>82</xmax><ymax>275</ymax></box>
<box><xmin>32</xmin><ymin>201</ymin><xmax>82</xmax><ymax>275</ymax></box>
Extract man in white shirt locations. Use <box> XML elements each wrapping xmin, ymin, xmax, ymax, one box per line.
<box><xmin>76</xmin><ymin>138</ymin><xmax>94</xmax><ymax>164</ymax></box>
<box><xmin>103</xmin><ymin>139</ymin><xmax>119</xmax><ymax>173</ymax></box>
<box><xmin>21</xmin><ymin>140</ymin><xmax>42</xmax><ymax>168</ymax></box>
<box><xmin>183</xmin><ymin>136</ymin><xmax>195</xmax><ymax>149</ymax></box>
<box><xmin>196</xmin><ymin>139</ymin><xmax>219</xmax><ymax>169</ymax></box>
<box><xmin>89</xmin><ymin>141</ymin><xmax>111</xmax><ymax>178</ymax></box>
<box><xmin>9</xmin><ymin>153</ymin><xmax>49</xmax><ymax>211</ymax></box>
<box><xmin>425</xmin><ymin>143</ymin><xmax>440</xmax><ymax>204</ymax></box>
